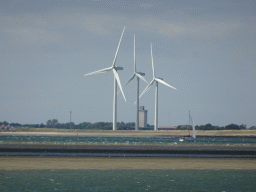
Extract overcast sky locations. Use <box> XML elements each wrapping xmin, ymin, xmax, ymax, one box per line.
<box><xmin>1</xmin><ymin>0</ymin><xmax>256</xmax><ymax>127</ymax></box>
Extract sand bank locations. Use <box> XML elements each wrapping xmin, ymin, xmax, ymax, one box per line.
<box><xmin>1</xmin><ymin>130</ymin><xmax>256</xmax><ymax>137</ymax></box>
<box><xmin>0</xmin><ymin>156</ymin><xmax>255</xmax><ymax>170</ymax></box>
<box><xmin>1</xmin><ymin>143</ymin><xmax>256</xmax><ymax>156</ymax></box>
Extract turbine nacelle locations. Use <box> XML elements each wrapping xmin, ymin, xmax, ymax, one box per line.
<box><xmin>84</xmin><ymin>27</ymin><xmax>126</xmax><ymax>102</ymax></box>
<box><xmin>137</xmin><ymin>72</ymin><xmax>145</xmax><ymax>76</ymax></box>
<box><xmin>119</xmin><ymin>34</ymin><xmax>148</xmax><ymax>93</ymax></box>
<box><xmin>84</xmin><ymin>27</ymin><xmax>127</xmax><ymax>130</ymax></box>
<box><xmin>137</xmin><ymin>44</ymin><xmax>177</xmax><ymax>130</ymax></box>
<box><xmin>114</xmin><ymin>66</ymin><xmax>123</xmax><ymax>71</ymax></box>
<box><xmin>137</xmin><ymin>45</ymin><xmax>177</xmax><ymax>102</ymax></box>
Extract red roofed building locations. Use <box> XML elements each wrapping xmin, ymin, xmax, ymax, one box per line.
<box><xmin>158</xmin><ymin>126</ymin><xmax>176</xmax><ymax>130</ymax></box>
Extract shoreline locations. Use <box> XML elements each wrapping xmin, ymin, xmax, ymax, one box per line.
<box><xmin>0</xmin><ymin>156</ymin><xmax>255</xmax><ymax>169</ymax></box>
<box><xmin>1</xmin><ymin>131</ymin><xmax>256</xmax><ymax>156</ymax></box>
<box><xmin>1</xmin><ymin>143</ymin><xmax>256</xmax><ymax>156</ymax></box>
<box><xmin>1</xmin><ymin>131</ymin><xmax>256</xmax><ymax>137</ymax></box>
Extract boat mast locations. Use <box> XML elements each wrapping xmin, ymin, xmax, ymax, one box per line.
<box><xmin>189</xmin><ymin>110</ymin><xmax>190</xmax><ymax>126</ymax></box>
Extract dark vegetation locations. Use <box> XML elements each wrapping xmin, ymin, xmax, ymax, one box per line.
<box><xmin>176</xmin><ymin>123</ymin><xmax>250</xmax><ymax>130</ymax></box>
<box><xmin>0</xmin><ymin>120</ymin><xmax>152</xmax><ymax>130</ymax></box>
<box><xmin>1</xmin><ymin>120</ymin><xmax>255</xmax><ymax>130</ymax></box>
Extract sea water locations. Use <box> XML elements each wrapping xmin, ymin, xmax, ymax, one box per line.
<box><xmin>1</xmin><ymin>169</ymin><xmax>255</xmax><ymax>191</ymax></box>
<box><xmin>1</xmin><ymin>136</ymin><xmax>255</xmax><ymax>191</ymax></box>
<box><xmin>1</xmin><ymin>135</ymin><xmax>256</xmax><ymax>146</ymax></box>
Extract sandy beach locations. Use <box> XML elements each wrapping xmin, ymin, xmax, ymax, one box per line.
<box><xmin>1</xmin><ymin>131</ymin><xmax>256</xmax><ymax>170</ymax></box>
<box><xmin>1</xmin><ymin>130</ymin><xmax>256</xmax><ymax>137</ymax></box>
<box><xmin>0</xmin><ymin>156</ymin><xmax>256</xmax><ymax>170</ymax></box>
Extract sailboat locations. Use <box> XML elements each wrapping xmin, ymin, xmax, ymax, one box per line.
<box><xmin>179</xmin><ymin>111</ymin><xmax>196</xmax><ymax>142</ymax></box>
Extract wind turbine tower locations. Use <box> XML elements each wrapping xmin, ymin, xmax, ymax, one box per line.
<box><xmin>139</xmin><ymin>44</ymin><xmax>177</xmax><ymax>130</ymax></box>
<box><xmin>121</xmin><ymin>35</ymin><xmax>148</xmax><ymax>130</ymax></box>
<box><xmin>84</xmin><ymin>27</ymin><xmax>126</xmax><ymax>130</ymax></box>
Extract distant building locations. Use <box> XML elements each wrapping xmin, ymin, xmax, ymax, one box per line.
<box><xmin>139</xmin><ymin>106</ymin><xmax>147</xmax><ymax>128</ymax></box>
<box><xmin>158</xmin><ymin>126</ymin><xmax>176</xmax><ymax>130</ymax></box>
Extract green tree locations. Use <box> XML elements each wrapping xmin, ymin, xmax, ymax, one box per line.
<box><xmin>225</xmin><ymin>124</ymin><xmax>240</xmax><ymax>130</ymax></box>
<box><xmin>249</xmin><ymin>126</ymin><xmax>256</xmax><ymax>130</ymax></box>
<box><xmin>239</xmin><ymin>124</ymin><xmax>246</xmax><ymax>129</ymax></box>
<box><xmin>117</xmin><ymin>122</ymin><xmax>126</xmax><ymax>130</ymax></box>
<box><xmin>46</xmin><ymin>120</ymin><xmax>52</xmax><ymax>128</ymax></box>
<box><xmin>69</xmin><ymin>122</ymin><xmax>75</xmax><ymax>129</ymax></box>
<box><xmin>46</xmin><ymin>119</ymin><xmax>59</xmax><ymax>128</ymax></box>
<box><xmin>51</xmin><ymin>119</ymin><xmax>58</xmax><ymax>128</ymax></box>
<box><xmin>205</xmin><ymin>123</ymin><xmax>212</xmax><ymax>130</ymax></box>
<box><xmin>77</xmin><ymin>122</ymin><xmax>92</xmax><ymax>129</ymax></box>
<box><xmin>126</xmin><ymin>122</ymin><xmax>135</xmax><ymax>127</ymax></box>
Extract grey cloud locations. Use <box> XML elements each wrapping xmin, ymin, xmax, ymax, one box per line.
<box><xmin>0</xmin><ymin>5</ymin><xmax>246</xmax><ymax>49</ymax></box>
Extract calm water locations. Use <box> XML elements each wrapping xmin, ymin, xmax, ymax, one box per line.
<box><xmin>1</xmin><ymin>136</ymin><xmax>256</xmax><ymax>191</ymax></box>
<box><xmin>1</xmin><ymin>135</ymin><xmax>256</xmax><ymax>146</ymax></box>
<box><xmin>1</xmin><ymin>169</ymin><xmax>255</xmax><ymax>191</ymax></box>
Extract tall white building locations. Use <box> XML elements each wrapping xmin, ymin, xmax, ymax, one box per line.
<box><xmin>139</xmin><ymin>106</ymin><xmax>147</xmax><ymax>128</ymax></box>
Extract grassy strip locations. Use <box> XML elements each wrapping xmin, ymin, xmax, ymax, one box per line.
<box><xmin>0</xmin><ymin>141</ymin><xmax>256</xmax><ymax>148</ymax></box>
<box><xmin>0</xmin><ymin>156</ymin><xmax>256</xmax><ymax>169</ymax></box>
<box><xmin>1</xmin><ymin>128</ymin><xmax>256</xmax><ymax>137</ymax></box>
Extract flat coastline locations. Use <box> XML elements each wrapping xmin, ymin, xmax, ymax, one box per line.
<box><xmin>1</xmin><ymin>156</ymin><xmax>256</xmax><ymax>169</ymax></box>
<box><xmin>1</xmin><ymin>130</ymin><xmax>256</xmax><ymax>155</ymax></box>
<box><xmin>1</xmin><ymin>129</ymin><xmax>256</xmax><ymax>137</ymax></box>
<box><xmin>1</xmin><ymin>143</ymin><xmax>256</xmax><ymax>158</ymax></box>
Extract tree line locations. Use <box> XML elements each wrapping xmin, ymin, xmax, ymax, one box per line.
<box><xmin>0</xmin><ymin>120</ymin><xmax>142</xmax><ymax>130</ymax></box>
<box><xmin>1</xmin><ymin>120</ymin><xmax>256</xmax><ymax>130</ymax></box>
<box><xmin>45</xmin><ymin>119</ymin><xmax>153</xmax><ymax>130</ymax></box>
<box><xmin>176</xmin><ymin>123</ymin><xmax>251</xmax><ymax>130</ymax></box>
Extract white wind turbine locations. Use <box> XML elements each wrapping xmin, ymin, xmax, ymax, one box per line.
<box><xmin>84</xmin><ymin>27</ymin><xmax>126</xmax><ymax>130</ymax></box>
<box><xmin>121</xmin><ymin>34</ymin><xmax>148</xmax><ymax>130</ymax></box>
<box><xmin>139</xmin><ymin>44</ymin><xmax>177</xmax><ymax>130</ymax></box>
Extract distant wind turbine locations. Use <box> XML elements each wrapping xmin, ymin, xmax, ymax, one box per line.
<box><xmin>84</xmin><ymin>27</ymin><xmax>126</xmax><ymax>130</ymax></box>
<box><xmin>121</xmin><ymin>34</ymin><xmax>148</xmax><ymax>130</ymax></box>
<box><xmin>139</xmin><ymin>44</ymin><xmax>177</xmax><ymax>130</ymax></box>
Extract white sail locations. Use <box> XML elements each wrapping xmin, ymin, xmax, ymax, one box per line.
<box><xmin>191</xmin><ymin>119</ymin><xmax>196</xmax><ymax>139</ymax></box>
<box><xmin>189</xmin><ymin>113</ymin><xmax>196</xmax><ymax>139</ymax></box>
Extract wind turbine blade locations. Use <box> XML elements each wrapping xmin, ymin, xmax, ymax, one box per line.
<box><xmin>134</xmin><ymin>34</ymin><xmax>136</xmax><ymax>72</ymax></box>
<box><xmin>112</xmin><ymin>27</ymin><xmax>126</xmax><ymax>68</ymax></box>
<box><xmin>134</xmin><ymin>79</ymin><xmax>154</xmax><ymax>104</ymax></box>
<box><xmin>113</xmin><ymin>69</ymin><xmax>126</xmax><ymax>101</ymax></box>
<box><xmin>123</xmin><ymin>73</ymin><xmax>135</xmax><ymax>89</ymax></box>
<box><xmin>84</xmin><ymin>67</ymin><xmax>112</xmax><ymax>76</ymax></box>
<box><xmin>151</xmin><ymin>44</ymin><xmax>155</xmax><ymax>78</ymax></box>
<box><xmin>155</xmin><ymin>78</ymin><xmax>177</xmax><ymax>90</ymax></box>
<box><xmin>117</xmin><ymin>73</ymin><xmax>135</xmax><ymax>95</ymax></box>
<box><xmin>139</xmin><ymin>79</ymin><xmax>155</xmax><ymax>98</ymax></box>
<box><xmin>135</xmin><ymin>73</ymin><xmax>148</xmax><ymax>83</ymax></box>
